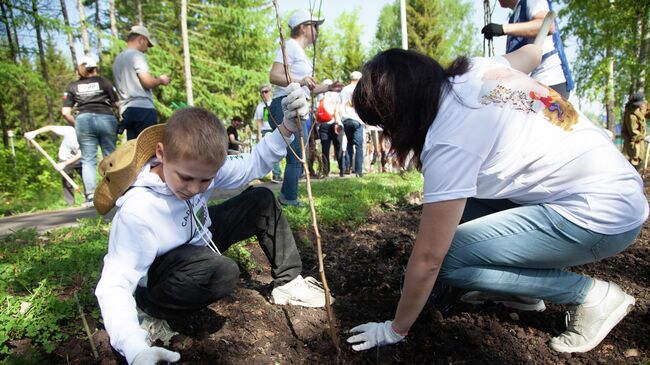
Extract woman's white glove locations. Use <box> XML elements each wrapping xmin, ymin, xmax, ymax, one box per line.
<box><xmin>281</xmin><ymin>82</ymin><xmax>309</xmax><ymax>133</ymax></box>
<box><xmin>132</xmin><ymin>347</ymin><xmax>180</xmax><ymax>365</ymax></box>
<box><xmin>346</xmin><ymin>320</ymin><xmax>405</xmax><ymax>351</ymax></box>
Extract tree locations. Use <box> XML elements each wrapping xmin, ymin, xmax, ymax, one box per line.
<box><xmin>181</xmin><ymin>0</ymin><xmax>193</xmax><ymax>106</ymax></box>
<box><xmin>560</xmin><ymin>0</ymin><xmax>649</xmax><ymax>129</ymax></box>
<box><xmin>373</xmin><ymin>1</ymin><xmax>401</xmax><ymax>54</ymax></box>
<box><xmin>59</xmin><ymin>0</ymin><xmax>78</xmax><ymax>70</ymax></box>
<box><xmin>31</xmin><ymin>0</ymin><xmax>55</xmax><ymax>124</ymax></box>
<box><xmin>77</xmin><ymin>0</ymin><xmax>90</xmax><ymax>54</ymax></box>
<box><xmin>334</xmin><ymin>8</ymin><xmax>365</xmax><ymax>78</ymax></box>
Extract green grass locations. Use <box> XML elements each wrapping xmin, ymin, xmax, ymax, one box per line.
<box><xmin>284</xmin><ymin>172</ymin><xmax>423</xmax><ymax>230</ymax></box>
<box><xmin>0</xmin><ymin>173</ymin><xmax>423</xmax><ymax>359</ymax></box>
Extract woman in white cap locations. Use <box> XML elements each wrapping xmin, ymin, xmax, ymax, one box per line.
<box><xmin>268</xmin><ymin>9</ymin><xmax>343</xmax><ymax>206</ymax></box>
<box><xmin>61</xmin><ymin>54</ymin><xmax>120</xmax><ymax>206</ymax></box>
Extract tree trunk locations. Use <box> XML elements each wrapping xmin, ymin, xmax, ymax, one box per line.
<box><xmin>96</xmin><ymin>0</ymin><xmax>102</xmax><ymax>63</ymax></box>
<box><xmin>637</xmin><ymin>2</ymin><xmax>649</xmax><ymax>94</ymax></box>
<box><xmin>7</xmin><ymin>3</ymin><xmax>32</xmax><ymax>134</ymax></box>
<box><xmin>605</xmin><ymin>47</ymin><xmax>616</xmax><ymax>134</ymax></box>
<box><xmin>181</xmin><ymin>0</ymin><xmax>193</xmax><ymax>106</ymax></box>
<box><xmin>109</xmin><ymin>0</ymin><xmax>117</xmax><ymax>37</ymax></box>
<box><xmin>32</xmin><ymin>0</ymin><xmax>54</xmax><ymax>126</ymax></box>
<box><xmin>136</xmin><ymin>0</ymin><xmax>143</xmax><ymax>25</ymax></box>
<box><xmin>0</xmin><ymin>2</ymin><xmax>11</xmax><ymax>148</ymax></box>
<box><xmin>0</xmin><ymin>100</ymin><xmax>7</xmax><ymax>149</ymax></box>
<box><xmin>77</xmin><ymin>0</ymin><xmax>90</xmax><ymax>54</ymax></box>
<box><xmin>59</xmin><ymin>0</ymin><xmax>78</xmax><ymax>70</ymax></box>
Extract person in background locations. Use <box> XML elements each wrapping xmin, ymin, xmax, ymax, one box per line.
<box><xmin>227</xmin><ymin>116</ymin><xmax>248</xmax><ymax>155</ymax></box>
<box><xmin>346</xmin><ymin>45</ymin><xmax>646</xmax><ymax>354</ymax></box>
<box><xmin>481</xmin><ymin>0</ymin><xmax>574</xmax><ymax>99</ymax></box>
<box><xmin>621</xmin><ymin>92</ymin><xmax>648</xmax><ymax>171</ymax></box>
<box><xmin>339</xmin><ymin>71</ymin><xmax>364</xmax><ymax>177</ymax></box>
<box><xmin>268</xmin><ymin>9</ymin><xmax>343</xmax><ymax>206</ymax></box>
<box><xmin>254</xmin><ymin>84</ymin><xmax>282</xmax><ymax>182</ymax></box>
<box><xmin>316</xmin><ymin>79</ymin><xmax>344</xmax><ymax>177</ymax></box>
<box><xmin>113</xmin><ymin>25</ymin><xmax>171</xmax><ymax>140</ymax></box>
<box><xmin>62</xmin><ymin>54</ymin><xmax>119</xmax><ymax>207</ymax></box>
<box><xmin>24</xmin><ymin>125</ymin><xmax>84</xmax><ymax>206</ymax></box>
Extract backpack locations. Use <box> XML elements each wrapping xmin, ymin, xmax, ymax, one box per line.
<box><xmin>316</xmin><ymin>97</ymin><xmax>333</xmax><ymax>123</ymax></box>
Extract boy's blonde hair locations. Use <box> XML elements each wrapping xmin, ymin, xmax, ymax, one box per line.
<box><xmin>163</xmin><ymin>107</ymin><xmax>228</xmax><ymax>164</ymax></box>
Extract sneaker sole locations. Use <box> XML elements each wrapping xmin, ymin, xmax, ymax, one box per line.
<box><xmin>550</xmin><ymin>294</ymin><xmax>635</xmax><ymax>353</ymax></box>
<box><xmin>461</xmin><ymin>293</ymin><xmax>546</xmax><ymax>312</ymax></box>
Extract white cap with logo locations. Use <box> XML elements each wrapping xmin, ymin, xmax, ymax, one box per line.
<box><xmin>288</xmin><ymin>9</ymin><xmax>325</xmax><ymax>29</ymax></box>
<box><xmin>79</xmin><ymin>54</ymin><xmax>98</xmax><ymax>68</ymax></box>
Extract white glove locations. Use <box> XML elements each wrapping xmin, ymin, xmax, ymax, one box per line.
<box><xmin>281</xmin><ymin>82</ymin><xmax>309</xmax><ymax>133</ymax></box>
<box><xmin>54</xmin><ymin>163</ymin><xmax>65</xmax><ymax>171</ymax></box>
<box><xmin>24</xmin><ymin>131</ymin><xmax>37</xmax><ymax>141</ymax></box>
<box><xmin>132</xmin><ymin>347</ymin><xmax>180</xmax><ymax>365</ymax></box>
<box><xmin>346</xmin><ymin>320</ymin><xmax>405</xmax><ymax>351</ymax></box>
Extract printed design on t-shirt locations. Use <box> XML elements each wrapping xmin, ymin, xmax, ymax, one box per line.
<box><xmin>479</xmin><ymin>66</ymin><xmax>578</xmax><ymax>131</ymax></box>
<box><xmin>529</xmin><ymin>88</ymin><xmax>578</xmax><ymax>131</ymax></box>
<box><xmin>77</xmin><ymin>82</ymin><xmax>101</xmax><ymax>95</ymax></box>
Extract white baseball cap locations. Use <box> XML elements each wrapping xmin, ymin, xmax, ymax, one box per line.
<box><xmin>350</xmin><ymin>71</ymin><xmax>362</xmax><ymax>81</ymax></box>
<box><xmin>288</xmin><ymin>10</ymin><xmax>325</xmax><ymax>29</ymax></box>
<box><xmin>79</xmin><ymin>55</ymin><xmax>97</xmax><ymax>68</ymax></box>
<box><xmin>129</xmin><ymin>25</ymin><xmax>156</xmax><ymax>47</ymax></box>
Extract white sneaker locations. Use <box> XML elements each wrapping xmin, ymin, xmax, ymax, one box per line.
<box><xmin>137</xmin><ymin>308</ymin><xmax>178</xmax><ymax>346</ymax></box>
<box><xmin>270</xmin><ymin>275</ymin><xmax>334</xmax><ymax>308</ymax></box>
<box><xmin>549</xmin><ymin>282</ymin><xmax>635</xmax><ymax>353</ymax></box>
<box><xmin>460</xmin><ymin>291</ymin><xmax>546</xmax><ymax>312</ymax></box>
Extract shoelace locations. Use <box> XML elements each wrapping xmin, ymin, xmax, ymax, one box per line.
<box><xmin>303</xmin><ymin>276</ymin><xmax>325</xmax><ymax>292</ymax></box>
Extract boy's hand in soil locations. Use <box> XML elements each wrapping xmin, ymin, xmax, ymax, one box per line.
<box><xmin>347</xmin><ymin>320</ymin><xmax>405</xmax><ymax>351</ymax></box>
<box><xmin>132</xmin><ymin>346</ymin><xmax>180</xmax><ymax>365</ymax></box>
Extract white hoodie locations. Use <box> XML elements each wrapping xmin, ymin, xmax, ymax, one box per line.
<box><xmin>95</xmin><ymin>129</ymin><xmax>292</xmax><ymax>364</ymax></box>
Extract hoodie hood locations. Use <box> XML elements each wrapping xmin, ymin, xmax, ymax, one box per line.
<box><xmin>115</xmin><ymin>158</ymin><xmax>174</xmax><ymax>208</ymax></box>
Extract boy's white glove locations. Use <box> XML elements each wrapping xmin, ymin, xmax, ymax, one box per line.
<box><xmin>132</xmin><ymin>347</ymin><xmax>180</xmax><ymax>365</ymax></box>
<box><xmin>346</xmin><ymin>320</ymin><xmax>405</xmax><ymax>351</ymax></box>
<box><xmin>24</xmin><ymin>131</ymin><xmax>36</xmax><ymax>141</ymax></box>
<box><xmin>281</xmin><ymin>82</ymin><xmax>309</xmax><ymax>133</ymax></box>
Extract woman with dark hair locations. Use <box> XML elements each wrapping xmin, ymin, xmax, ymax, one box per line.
<box><xmin>346</xmin><ymin>45</ymin><xmax>648</xmax><ymax>354</ymax></box>
<box><xmin>62</xmin><ymin>55</ymin><xmax>119</xmax><ymax>206</ymax></box>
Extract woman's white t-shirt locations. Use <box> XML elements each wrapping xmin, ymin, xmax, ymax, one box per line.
<box><xmin>272</xmin><ymin>39</ymin><xmax>312</xmax><ymax>99</ymax></box>
<box><xmin>420</xmin><ymin>57</ymin><xmax>648</xmax><ymax>234</ymax></box>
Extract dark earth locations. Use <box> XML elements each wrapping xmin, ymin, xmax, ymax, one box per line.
<box><xmin>18</xmin><ymin>186</ymin><xmax>650</xmax><ymax>364</ymax></box>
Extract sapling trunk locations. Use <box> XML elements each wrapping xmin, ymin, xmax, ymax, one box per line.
<box><xmin>271</xmin><ymin>0</ymin><xmax>340</xmax><ymax>354</ymax></box>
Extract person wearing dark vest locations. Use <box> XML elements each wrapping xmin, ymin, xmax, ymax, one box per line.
<box><xmin>481</xmin><ymin>0</ymin><xmax>574</xmax><ymax>99</ymax></box>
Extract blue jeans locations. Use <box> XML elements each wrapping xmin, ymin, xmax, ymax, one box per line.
<box><xmin>75</xmin><ymin>113</ymin><xmax>118</xmax><ymax>197</ymax></box>
<box><xmin>269</xmin><ymin>96</ymin><xmax>309</xmax><ymax>203</ymax></box>
<box><xmin>343</xmin><ymin>119</ymin><xmax>364</xmax><ymax>176</ymax></box>
<box><xmin>261</xmin><ymin>129</ymin><xmax>282</xmax><ymax>178</ymax></box>
<box><xmin>438</xmin><ymin>198</ymin><xmax>642</xmax><ymax>304</ymax></box>
<box><xmin>122</xmin><ymin>107</ymin><xmax>157</xmax><ymax>140</ymax></box>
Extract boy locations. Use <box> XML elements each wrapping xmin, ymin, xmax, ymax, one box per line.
<box><xmin>94</xmin><ymin>84</ymin><xmax>328</xmax><ymax>365</ymax></box>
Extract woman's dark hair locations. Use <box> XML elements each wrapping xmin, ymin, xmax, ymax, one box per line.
<box><xmin>352</xmin><ymin>48</ymin><xmax>469</xmax><ymax>169</ymax></box>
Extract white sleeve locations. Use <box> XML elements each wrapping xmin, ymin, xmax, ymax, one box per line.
<box><xmin>95</xmin><ymin>212</ymin><xmax>159</xmax><ymax>364</ymax></box>
<box><xmin>211</xmin><ymin>129</ymin><xmax>293</xmax><ymax>190</ymax></box>
<box><xmin>421</xmin><ymin>143</ymin><xmax>483</xmax><ymax>204</ymax></box>
<box><xmin>133</xmin><ymin>53</ymin><xmax>150</xmax><ymax>74</ymax></box>
<box><xmin>253</xmin><ymin>103</ymin><xmax>264</xmax><ymax>121</ymax></box>
<box><xmin>527</xmin><ymin>0</ymin><xmax>549</xmax><ymax>17</ymax></box>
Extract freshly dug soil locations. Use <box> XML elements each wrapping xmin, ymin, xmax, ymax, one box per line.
<box><xmin>48</xmin><ymin>187</ymin><xmax>650</xmax><ymax>364</ymax></box>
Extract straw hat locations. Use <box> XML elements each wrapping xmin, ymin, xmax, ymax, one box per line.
<box><xmin>94</xmin><ymin>124</ymin><xmax>165</xmax><ymax>215</ymax></box>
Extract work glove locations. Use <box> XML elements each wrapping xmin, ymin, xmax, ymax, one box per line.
<box><xmin>54</xmin><ymin>163</ymin><xmax>65</xmax><ymax>172</ymax></box>
<box><xmin>281</xmin><ymin>82</ymin><xmax>309</xmax><ymax>133</ymax></box>
<box><xmin>24</xmin><ymin>131</ymin><xmax>37</xmax><ymax>141</ymax></box>
<box><xmin>132</xmin><ymin>347</ymin><xmax>180</xmax><ymax>365</ymax></box>
<box><xmin>481</xmin><ymin>23</ymin><xmax>505</xmax><ymax>39</ymax></box>
<box><xmin>346</xmin><ymin>320</ymin><xmax>405</xmax><ymax>351</ymax></box>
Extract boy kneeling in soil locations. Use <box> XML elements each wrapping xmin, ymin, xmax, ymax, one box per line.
<box><xmin>94</xmin><ymin>84</ymin><xmax>330</xmax><ymax>365</ymax></box>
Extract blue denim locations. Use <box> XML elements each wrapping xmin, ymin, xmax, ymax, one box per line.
<box><xmin>343</xmin><ymin>118</ymin><xmax>364</xmax><ymax>176</ymax></box>
<box><xmin>261</xmin><ymin>130</ymin><xmax>282</xmax><ymax>178</ymax></box>
<box><xmin>122</xmin><ymin>107</ymin><xmax>157</xmax><ymax>140</ymax></box>
<box><xmin>75</xmin><ymin>113</ymin><xmax>118</xmax><ymax>197</ymax></box>
<box><xmin>438</xmin><ymin>199</ymin><xmax>642</xmax><ymax>304</ymax></box>
<box><xmin>269</xmin><ymin>96</ymin><xmax>309</xmax><ymax>203</ymax></box>
<box><xmin>318</xmin><ymin>123</ymin><xmax>343</xmax><ymax>175</ymax></box>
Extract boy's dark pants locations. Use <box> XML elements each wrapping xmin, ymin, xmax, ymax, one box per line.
<box><xmin>135</xmin><ymin>187</ymin><xmax>303</xmax><ymax>319</ymax></box>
